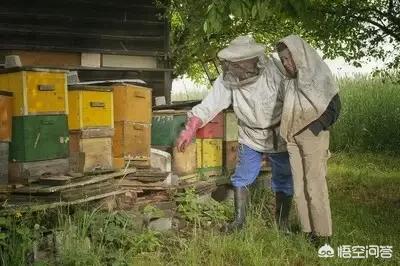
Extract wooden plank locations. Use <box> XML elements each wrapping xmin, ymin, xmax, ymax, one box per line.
<box><xmin>38</xmin><ymin>175</ymin><xmax>78</xmax><ymax>186</ymax></box>
<box><xmin>8</xmin><ymin>158</ymin><xmax>69</xmax><ymax>184</ymax></box>
<box><xmin>178</xmin><ymin>173</ymin><xmax>199</xmax><ymax>181</ymax></box>
<box><xmin>81</xmin><ymin>53</ymin><xmax>101</xmax><ymax>68</ymax></box>
<box><xmin>1</xmin><ymin>190</ymin><xmax>128</xmax><ymax>214</ymax></box>
<box><xmin>132</xmin><ymin>176</ymin><xmax>168</xmax><ymax>183</ymax></box>
<box><xmin>0</xmin><ymin>44</ymin><xmax>166</xmax><ymax>57</ymax></box>
<box><xmin>13</xmin><ymin>169</ymin><xmax>136</xmax><ymax>194</ymax></box>
<box><xmin>118</xmin><ymin>180</ymin><xmax>166</xmax><ymax>189</ymax></box>
<box><xmin>61</xmin><ymin>181</ymin><xmax>118</xmax><ymax>201</ymax></box>
<box><xmin>0</xmin><ymin>142</ymin><xmax>8</xmax><ymax>184</ymax></box>
<box><xmin>102</xmin><ymin>54</ymin><xmax>157</xmax><ymax>69</ymax></box>
<box><xmin>9</xmin><ymin>50</ymin><xmax>81</xmax><ymax>67</ymax></box>
<box><xmin>0</xmin><ymin>25</ymin><xmax>164</xmax><ymax>42</ymax></box>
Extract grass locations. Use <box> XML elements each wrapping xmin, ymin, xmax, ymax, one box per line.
<box><xmin>157</xmin><ymin>152</ymin><xmax>400</xmax><ymax>266</ymax></box>
<box><xmin>1</xmin><ymin>152</ymin><xmax>399</xmax><ymax>265</ymax></box>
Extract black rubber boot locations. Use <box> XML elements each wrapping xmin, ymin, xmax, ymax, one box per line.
<box><xmin>221</xmin><ymin>187</ymin><xmax>249</xmax><ymax>233</ymax></box>
<box><xmin>275</xmin><ymin>192</ymin><xmax>292</xmax><ymax>233</ymax></box>
<box><xmin>307</xmin><ymin>233</ymin><xmax>331</xmax><ymax>248</ymax></box>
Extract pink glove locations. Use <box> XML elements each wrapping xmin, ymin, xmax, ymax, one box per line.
<box><xmin>176</xmin><ymin>116</ymin><xmax>203</xmax><ymax>152</ymax></box>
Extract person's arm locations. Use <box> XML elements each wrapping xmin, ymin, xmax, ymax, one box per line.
<box><xmin>177</xmin><ymin>76</ymin><xmax>232</xmax><ymax>151</ymax></box>
<box><xmin>308</xmin><ymin>93</ymin><xmax>341</xmax><ymax>135</ymax></box>
<box><xmin>190</xmin><ymin>75</ymin><xmax>232</xmax><ymax>125</ymax></box>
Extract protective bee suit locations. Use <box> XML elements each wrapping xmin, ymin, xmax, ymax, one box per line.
<box><xmin>191</xmin><ymin>52</ymin><xmax>287</xmax><ymax>154</ymax></box>
<box><xmin>177</xmin><ymin>36</ymin><xmax>293</xmax><ymax>232</ymax></box>
<box><xmin>278</xmin><ymin>35</ymin><xmax>341</xmax><ymax>239</ymax></box>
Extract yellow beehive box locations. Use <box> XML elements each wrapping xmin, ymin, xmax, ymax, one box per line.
<box><xmin>113</xmin><ymin>84</ymin><xmax>152</xmax><ymax>123</ymax></box>
<box><xmin>196</xmin><ymin>139</ymin><xmax>223</xmax><ymax>169</ymax></box>
<box><xmin>68</xmin><ymin>85</ymin><xmax>114</xmax><ymax>130</ymax></box>
<box><xmin>0</xmin><ymin>68</ymin><xmax>68</xmax><ymax>116</ymax></box>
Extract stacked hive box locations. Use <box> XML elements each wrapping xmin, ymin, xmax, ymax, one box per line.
<box><xmin>151</xmin><ymin>110</ymin><xmax>197</xmax><ymax>176</ymax></box>
<box><xmin>112</xmin><ymin>83</ymin><xmax>152</xmax><ymax>169</ymax></box>
<box><xmin>0</xmin><ymin>91</ymin><xmax>12</xmax><ymax>184</ymax></box>
<box><xmin>196</xmin><ymin>113</ymin><xmax>224</xmax><ymax>177</ymax></box>
<box><xmin>68</xmin><ymin>85</ymin><xmax>114</xmax><ymax>173</ymax></box>
<box><xmin>0</xmin><ymin>68</ymin><xmax>70</xmax><ymax>183</ymax></box>
<box><xmin>223</xmin><ymin>110</ymin><xmax>239</xmax><ymax>175</ymax></box>
<box><xmin>223</xmin><ymin>111</ymin><xmax>270</xmax><ymax>173</ymax></box>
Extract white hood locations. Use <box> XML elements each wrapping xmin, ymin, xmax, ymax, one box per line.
<box><xmin>278</xmin><ymin>35</ymin><xmax>339</xmax><ymax>141</ymax></box>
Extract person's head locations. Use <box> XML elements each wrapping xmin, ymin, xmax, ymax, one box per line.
<box><xmin>218</xmin><ymin>36</ymin><xmax>265</xmax><ymax>83</ymax></box>
<box><xmin>276</xmin><ymin>42</ymin><xmax>297</xmax><ymax>78</ymax></box>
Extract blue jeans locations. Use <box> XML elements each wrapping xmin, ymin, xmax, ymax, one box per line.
<box><xmin>231</xmin><ymin>144</ymin><xmax>293</xmax><ymax>196</ymax></box>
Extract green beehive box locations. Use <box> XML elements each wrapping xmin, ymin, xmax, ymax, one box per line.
<box><xmin>10</xmin><ymin>115</ymin><xmax>69</xmax><ymax>162</ymax></box>
<box><xmin>151</xmin><ymin>111</ymin><xmax>187</xmax><ymax>147</ymax></box>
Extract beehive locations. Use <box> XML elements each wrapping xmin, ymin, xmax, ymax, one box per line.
<box><xmin>0</xmin><ymin>91</ymin><xmax>13</xmax><ymax>142</ymax></box>
<box><xmin>224</xmin><ymin>111</ymin><xmax>239</xmax><ymax>141</ymax></box>
<box><xmin>113</xmin><ymin>121</ymin><xmax>151</xmax><ymax>166</ymax></box>
<box><xmin>9</xmin><ymin>114</ymin><xmax>69</xmax><ymax>162</ymax></box>
<box><xmin>196</xmin><ymin>112</ymin><xmax>224</xmax><ymax>139</ymax></box>
<box><xmin>68</xmin><ymin>85</ymin><xmax>113</xmax><ymax>130</ymax></box>
<box><xmin>0</xmin><ymin>68</ymin><xmax>68</xmax><ymax>116</ymax></box>
<box><xmin>151</xmin><ymin>110</ymin><xmax>187</xmax><ymax>147</ymax></box>
<box><xmin>113</xmin><ymin>84</ymin><xmax>152</xmax><ymax>123</ymax></box>
<box><xmin>196</xmin><ymin>138</ymin><xmax>223</xmax><ymax>176</ymax></box>
<box><xmin>172</xmin><ymin>143</ymin><xmax>197</xmax><ymax>176</ymax></box>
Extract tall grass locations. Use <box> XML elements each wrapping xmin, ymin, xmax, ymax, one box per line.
<box><xmin>331</xmin><ymin>76</ymin><xmax>400</xmax><ymax>153</ymax></box>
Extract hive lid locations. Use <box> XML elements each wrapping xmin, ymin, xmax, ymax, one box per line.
<box><xmin>68</xmin><ymin>84</ymin><xmax>113</xmax><ymax>92</ymax></box>
<box><xmin>76</xmin><ymin>79</ymin><xmax>147</xmax><ymax>86</ymax></box>
<box><xmin>0</xmin><ymin>66</ymin><xmax>68</xmax><ymax>74</ymax></box>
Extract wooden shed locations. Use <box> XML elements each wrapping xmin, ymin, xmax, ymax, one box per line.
<box><xmin>0</xmin><ymin>0</ymin><xmax>172</xmax><ymax>103</ymax></box>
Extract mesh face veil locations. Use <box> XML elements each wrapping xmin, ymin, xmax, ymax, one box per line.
<box><xmin>221</xmin><ymin>57</ymin><xmax>261</xmax><ymax>87</ymax></box>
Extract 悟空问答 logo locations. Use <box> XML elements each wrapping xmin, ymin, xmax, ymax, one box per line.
<box><xmin>318</xmin><ymin>244</ymin><xmax>335</xmax><ymax>258</ymax></box>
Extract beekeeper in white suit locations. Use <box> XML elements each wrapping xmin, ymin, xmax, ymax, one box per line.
<box><xmin>176</xmin><ymin>36</ymin><xmax>294</xmax><ymax>233</ymax></box>
<box><xmin>276</xmin><ymin>35</ymin><xmax>341</xmax><ymax>245</ymax></box>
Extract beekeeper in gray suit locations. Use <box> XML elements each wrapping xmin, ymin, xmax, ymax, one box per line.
<box><xmin>176</xmin><ymin>36</ymin><xmax>294</xmax><ymax>232</ymax></box>
<box><xmin>277</xmin><ymin>35</ymin><xmax>341</xmax><ymax>245</ymax></box>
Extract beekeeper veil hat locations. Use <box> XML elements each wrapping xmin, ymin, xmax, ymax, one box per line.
<box><xmin>218</xmin><ymin>35</ymin><xmax>265</xmax><ymax>62</ymax></box>
<box><xmin>218</xmin><ymin>36</ymin><xmax>267</xmax><ymax>88</ymax></box>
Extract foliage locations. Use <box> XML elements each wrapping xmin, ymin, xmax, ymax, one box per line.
<box><xmin>163</xmin><ymin>0</ymin><xmax>303</xmax><ymax>82</ymax></box>
<box><xmin>163</xmin><ymin>0</ymin><xmax>400</xmax><ymax>81</ymax></box>
<box><xmin>57</xmin><ymin>209</ymin><xmax>163</xmax><ymax>265</ymax></box>
<box><xmin>0</xmin><ymin>216</ymin><xmax>33</xmax><ymax>266</ymax></box>
<box><xmin>176</xmin><ymin>187</ymin><xmax>231</xmax><ymax>226</ymax></box>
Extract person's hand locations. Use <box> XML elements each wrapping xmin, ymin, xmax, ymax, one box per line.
<box><xmin>176</xmin><ymin>116</ymin><xmax>202</xmax><ymax>152</ymax></box>
<box><xmin>308</xmin><ymin>120</ymin><xmax>324</xmax><ymax>136</ymax></box>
